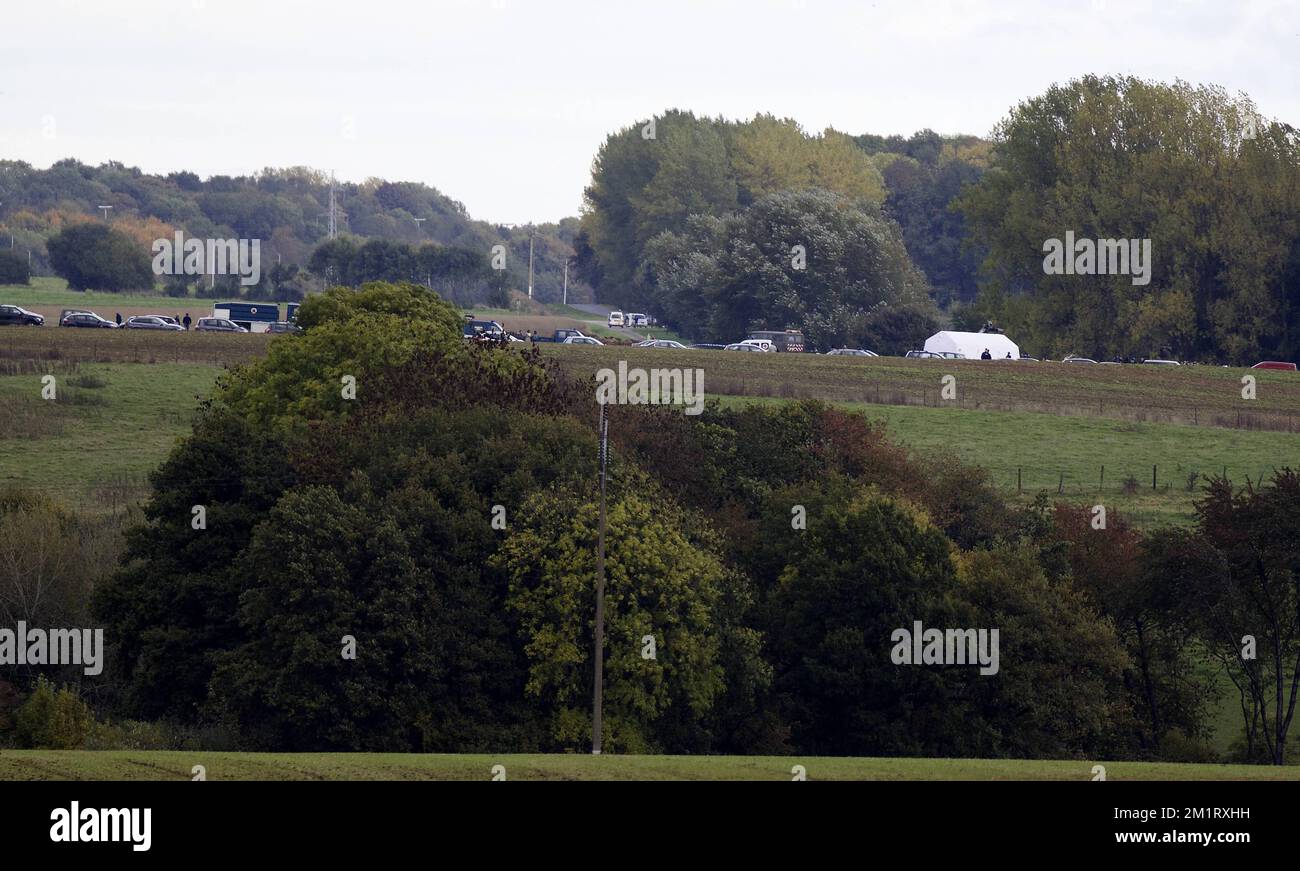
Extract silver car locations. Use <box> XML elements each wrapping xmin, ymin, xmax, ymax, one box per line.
<box><xmin>124</xmin><ymin>315</ymin><xmax>184</xmax><ymax>331</ymax></box>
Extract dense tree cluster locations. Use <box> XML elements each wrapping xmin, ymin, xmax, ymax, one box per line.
<box><xmin>958</xmin><ymin>75</ymin><xmax>1300</xmax><ymax>363</ymax></box>
<box><xmin>578</xmin><ymin>111</ymin><xmax>944</xmax><ymax>347</ymax></box>
<box><xmin>51</xmin><ymin>281</ymin><xmax>1293</xmax><ymax>761</ymax></box>
<box><xmin>307</xmin><ymin>237</ymin><xmax>505</xmax><ymax>307</ymax></box>
<box><xmin>0</xmin><ymin>159</ymin><xmax>582</xmax><ymax>302</ymax></box>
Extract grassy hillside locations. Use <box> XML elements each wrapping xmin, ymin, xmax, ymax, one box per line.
<box><xmin>545</xmin><ymin>345</ymin><xmax>1300</xmax><ymax>432</ymax></box>
<box><xmin>0</xmin><ymin>362</ymin><xmax>221</xmax><ymax>510</ymax></box>
<box><xmin>1</xmin><ymin>751</ymin><xmax>1295</xmax><ymax>781</ymax></box>
<box><xmin>1</xmin><ymin>276</ymin><xmax>180</xmax><ymax>309</ymax></box>
<box><xmin>720</xmin><ymin>397</ymin><xmax>1300</xmax><ymax>528</ymax></box>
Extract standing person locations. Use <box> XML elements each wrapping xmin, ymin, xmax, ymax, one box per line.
<box><xmin>981</xmin><ymin>348</ymin><xmax>992</xmax><ymax>360</ymax></box>
<box><xmin>115</xmin><ymin>312</ymin><xmax>122</xmax><ymax>326</ymax></box>
<box><xmin>182</xmin><ymin>313</ymin><xmax>192</xmax><ymax>330</ymax></box>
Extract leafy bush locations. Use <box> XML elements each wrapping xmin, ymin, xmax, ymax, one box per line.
<box><xmin>0</xmin><ymin>249</ymin><xmax>30</xmax><ymax>285</ymax></box>
<box><xmin>14</xmin><ymin>677</ymin><xmax>94</xmax><ymax>749</ymax></box>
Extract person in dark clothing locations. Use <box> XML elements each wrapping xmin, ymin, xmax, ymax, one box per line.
<box><xmin>182</xmin><ymin>313</ymin><xmax>192</xmax><ymax>330</ymax></box>
<box><xmin>980</xmin><ymin>348</ymin><xmax>992</xmax><ymax>360</ymax></box>
<box><xmin>115</xmin><ymin>312</ymin><xmax>122</xmax><ymax>326</ymax></box>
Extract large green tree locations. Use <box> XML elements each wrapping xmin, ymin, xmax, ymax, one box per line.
<box><xmin>957</xmin><ymin>75</ymin><xmax>1300</xmax><ymax>362</ymax></box>
<box><xmin>46</xmin><ymin>222</ymin><xmax>154</xmax><ymax>291</ymax></box>
<box><xmin>643</xmin><ymin>188</ymin><xmax>933</xmax><ymax>347</ymax></box>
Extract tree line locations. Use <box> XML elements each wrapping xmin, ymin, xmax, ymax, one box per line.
<box><xmin>578</xmin><ymin>79</ymin><xmax>1300</xmax><ymax>362</ymax></box>
<box><xmin>0</xmin><ymin>159</ymin><xmax>582</xmax><ymax>304</ymax></box>
<box><xmin>3</xmin><ymin>282</ymin><xmax>1295</xmax><ymax>761</ymax></box>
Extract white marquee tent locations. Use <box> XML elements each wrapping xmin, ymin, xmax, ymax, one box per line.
<box><xmin>924</xmin><ymin>331</ymin><xmax>1021</xmax><ymax>360</ymax></box>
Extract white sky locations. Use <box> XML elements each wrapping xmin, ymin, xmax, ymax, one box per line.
<box><xmin>2</xmin><ymin>0</ymin><xmax>1297</xmax><ymax>225</ymax></box>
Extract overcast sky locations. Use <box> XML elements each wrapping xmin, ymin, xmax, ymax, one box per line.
<box><xmin>2</xmin><ymin>0</ymin><xmax>1297</xmax><ymax>225</ymax></box>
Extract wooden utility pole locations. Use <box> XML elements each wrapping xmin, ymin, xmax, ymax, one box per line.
<box><xmin>592</xmin><ymin>402</ymin><xmax>609</xmax><ymax>755</ymax></box>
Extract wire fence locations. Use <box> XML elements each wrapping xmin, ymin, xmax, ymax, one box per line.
<box><xmin>983</xmin><ymin>464</ymin><xmax>1288</xmax><ymax>497</ymax></box>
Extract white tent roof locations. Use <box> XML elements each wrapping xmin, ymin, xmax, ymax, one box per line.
<box><xmin>924</xmin><ymin>331</ymin><xmax>1020</xmax><ymax>360</ymax></box>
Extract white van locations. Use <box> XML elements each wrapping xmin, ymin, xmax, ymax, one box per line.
<box><xmin>607</xmin><ymin>311</ymin><xmax>625</xmax><ymax>328</ymax></box>
<box><xmin>739</xmin><ymin>338</ymin><xmax>773</xmax><ymax>352</ymax></box>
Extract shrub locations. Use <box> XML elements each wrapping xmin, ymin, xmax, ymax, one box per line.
<box><xmin>14</xmin><ymin>677</ymin><xmax>94</xmax><ymax>749</ymax></box>
<box><xmin>0</xmin><ymin>249</ymin><xmax>30</xmax><ymax>285</ymax></box>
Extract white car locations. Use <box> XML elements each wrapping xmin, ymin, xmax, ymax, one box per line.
<box><xmin>607</xmin><ymin>311</ymin><xmax>625</xmax><ymax>328</ymax></box>
<box><xmin>1142</xmin><ymin>358</ymin><xmax>1181</xmax><ymax>366</ymax></box>
<box><xmin>562</xmin><ymin>335</ymin><xmax>603</xmax><ymax>345</ymax></box>
<box><xmin>826</xmin><ymin>348</ymin><xmax>878</xmax><ymax>357</ymax></box>
<box><xmin>636</xmin><ymin>339</ymin><xmax>688</xmax><ymax>349</ymax></box>
<box><xmin>724</xmin><ymin>342</ymin><xmax>770</xmax><ymax>352</ymax></box>
<box><xmin>737</xmin><ymin>338</ymin><xmax>774</xmax><ymax>352</ymax></box>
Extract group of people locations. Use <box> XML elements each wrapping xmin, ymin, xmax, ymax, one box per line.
<box><xmin>979</xmin><ymin>348</ymin><xmax>1014</xmax><ymax>360</ymax></box>
<box><xmin>113</xmin><ymin>312</ymin><xmax>194</xmax><ymax>329</ymax></box>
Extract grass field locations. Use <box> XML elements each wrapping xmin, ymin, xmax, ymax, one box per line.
<box><xmin>1</xmin><ymin>276</ymin><xmax>184</xmax><ymax>310</ymax></box>
<box><xmin>545</xmin><ymin>345</ymin><xmax>1300</xmax><ymax>432</ymax></box>
<box><xmin>720</xmin><ymin>397</ymin><xmax>1300</xmax><ymax>527</ymax></box>
<box><xmin>0</xmin><ymin>325</ymin><xmax>272</xmax><ymax>366</ymax></box>
<box><xmin>1</xmin><ymin>751</ymin><xmax>1295</xmax><ymax>780</ymax></box>
<box><xmin>2</xmin><ymin>332</ymin><xmax>1298</xmax><ymax>527</ymax></box>
<box><xmin>0</xmin><ymin>362</ymin><xmax>221</xmax><ymax>510</ymax></box>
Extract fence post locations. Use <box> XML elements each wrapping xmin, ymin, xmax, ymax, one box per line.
<box><xmin>1017</xmin><ymin>467</ymin><xmax>1022</xmax><ymax>494</ymax></box>
<box><xmin>1100</xmin><ymin>465</ymin><xmax>1104</xmax><ymax>493</ymax></box>
<box><xmin>1152</xmin><ymin>464</ymin><xmax>1157</xmax><ymax>490</ymax></box>
<box><xmin>1058</xmin><ymin>472</ymin><xmax>1064</xmax><ymax>495</ymax></box>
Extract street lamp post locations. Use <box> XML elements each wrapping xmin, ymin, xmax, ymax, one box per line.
<box><xmin>97</xmin><ymin>205</ymin><xmax>113</xmax><ymax>221</ymax></box>
<box><xmin>527</xmin><ymin>232</ymin><xmax>535</xmax><ymax>300</ymax></box>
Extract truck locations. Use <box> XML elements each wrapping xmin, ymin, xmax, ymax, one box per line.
<box><xmin>746</xmin><ymin>329</ymin><xmax>807</xmax><ymax>352</ymax></box>
<box><xmin>213</xmin><ymin>301</ymin><xmax>281</xmax><ymax>333</ymax></box>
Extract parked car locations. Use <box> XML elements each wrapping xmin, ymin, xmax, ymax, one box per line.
<box><xmin>463</xmin><ymin>318</ymin><xmax>506</xmax><ymax>340</ymax></box>
<box><xmin>0</xmin><ymin>304</ymin><xmax>44</xmax><ymax>326</ymax></box>
<box><xmin>1062</xmin><ymin>355</ymin><xmax>1099</xmax><ymax>364</ymax></box>
<box><xmin>627</xmin><ymin>313</ymin><xmax>649</xmax><ymax>328</ymax></box>
<box><xmin>1141</xmin><ymin>358</ymin><xmax>1181</xmax><ymax>366</ymax></box>
<box><xmin>724</xmin><ymin>342</ymin><xmax>770</xmax><ymax>352</ymax></box>
<box><xmin>60</xmin><ymin>312</ymin><xmax>117</xmax><ymax>328</ymax></box>
<box><xmin>934</xmin><ymin>351</ymin><xmax>966</xmax><ymax>360</ymax></box>
<box><xmin>638</xmin><ymin>339</ymin><xmax>688</xmax><ymax>349</ymax></box>
<box><xmin>826</xmin><ymin>348</ymin><xmax>877</xmax><ymax>357</ymax></box>
<box><xmin>904</xmin><ymin>350</ymin><xmax>942</xmax><ymax>359</ymax></box>
<box><xmin>689</xmin><ymin>343</ymin><xmax>726</xmax><ymax>350</ymax></box>
<box><xmin>156</xmin><ymin>316</ymin><xmax>183</xmax><ymax>328</ymax></box>
<box><xmin>746</xmin><ymin>329</ymin><xmax>806</xmax><ymax>352</ymax></box>
<box><xmin>737</xmin><ymin>338</ymin><xmax>774</xmax><ymax>352</ymax></box>
<box><xmin>124</xmin><ymin>315</ymin><xmax>185</xmax><ymax>331</ymax></box>
<box><xmin>267</xmin><ymin>321</ymin><xmax>302</xmax><ymax>334</ymax></box>
<box><xmin>607</xmin><ymin>311</ymin><xmax>625</xmax><ymax>328</ymax></box>
<box><xmin>194</xmin><ymin>317</ymin><xmax>248</xmax><ymax>333</ymax></box>
<box><xmin>1251</xmin><ymin>361</ymin><xmax>1296</xmax><ymax>371</ymax></box>
<box><xmin>562</xmin><ymin>335</ymin><xmax>603</xmax><ymax>345</ymax></box>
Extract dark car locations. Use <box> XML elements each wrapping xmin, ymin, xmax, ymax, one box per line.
<box><xmin>689</xmin><ymin>343</ymin><xmax>727</xmax><ymax>350</ymax></box>
<box><xmin>60</xmin><ymin>312</ymin><xmax>117</xmax><ymax>328</ymax></box>
<box><xmin>124</xmin><ymin>315</ymin><xmax>185</xmax><ymax>331</ymax></box>
<box><xmin>0</xmin><ymin>304</ymin><xmax>44</xmax><ymax>326</ymax></box>
<box><xmin>194</xmin><ymin>317</ymin><xmax>247</xmax><ymax>333</ymax></box>
<box><xmin>267</xmin><ymin>321</ymin><xmax>302</xmax><ymax>334</ymax></box>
